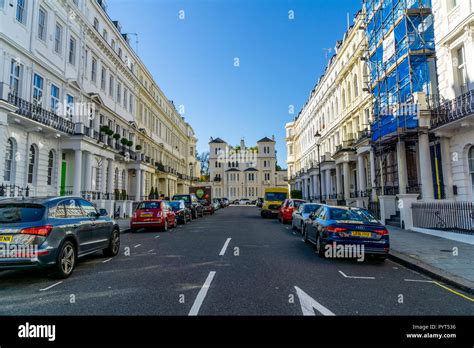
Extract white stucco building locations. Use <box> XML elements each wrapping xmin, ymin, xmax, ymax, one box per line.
<box><xmin>209</xmin><ymin>136</ymin><xmax>287</xmax><ymax>200</ymax></box>
<box><xmin>0</xmin><ymin>0</ymin><xmax>199</xmax><ymax>216</ymax></box>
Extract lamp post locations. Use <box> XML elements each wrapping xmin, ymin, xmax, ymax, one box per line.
<box><xmin>314</xmin><ymin>132</ymin><xmax>322</xmax><ymax>202</ymax></box>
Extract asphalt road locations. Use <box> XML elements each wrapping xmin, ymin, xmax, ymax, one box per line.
<box><xmin>0</xmin><ymin>206</ymin><xmax>472</xmax><ymax>316</ymax></box>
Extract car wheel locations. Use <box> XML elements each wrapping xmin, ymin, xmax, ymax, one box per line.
<box><xmin>52</xmin><ymin>241</ymin><xmax>76</xmax><ymax>279</ymax></box>
<box><xmin>103</xmin><ymin>229</ymin><xmax>120</xmax><ymax>257</ymax></box>
<box><xmin>374</xmin><ymin>255</ymin><xmax>387</xmax><ymax>263</ymax></box>
<box><xmin>316</xmin><ymin>233</ymin><xmax>325</xmax><ymax>258</ymax></box>
<box><xmin>162</xmin><ymin>219</ymin><xmax>168</xmax><ymax>232</ymax></box>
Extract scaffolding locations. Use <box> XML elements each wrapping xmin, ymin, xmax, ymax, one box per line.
<box><xmin>363</xmin><ymin>0</ymin><xmax>436</xmax><ymax>143</ymax></box>
<box><xmin>363</xmin><ymin>0</ymin><xmax>436</xmax><ymax>194</ymax></box>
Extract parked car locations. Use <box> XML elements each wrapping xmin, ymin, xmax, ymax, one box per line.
<box><xmin>169</xmin><ymin>200</ymin><xmax>192</xmax><ymax>224</ymax></box>
<box><xmin>172</xmin><ymin>194</ymin><xmax>204</xmax><ymax>219</ymax></box>
<box><xmin>0</xmin><ymin>197</ymin><xmax>120</xmax><ymax>279</ymax></box>
<box><xmin>303</xmin><ymin>206</ymin><xmax>389</xmax><ymax>260</ymax></box>
<box><xmin>239</xmin><ymin>198</ymin><xmax>251</xmax><ymax>205</ymax></box>
<box><xmin>212</xmin><ymin>198</ymin><xmax>221</xmax><ymax>210</ymax></box>
<box><xmin>131</xmin><ymin>200</ymin><xmax>177</xmax><ymax>232</ymax></box>
<box><xmin>223</xmin><ymin>198</ymin><xmax>230</xmax><ymax>206</ymax></box>
<box><xmin>201</xmin><ymin>200</ymin><xmax>215</xmax><ymax>215</ymax></box>
<box><xmin>292</xmin><ymin>203</ymin><xmax>323</xmax><ymax>233</ymax></box>
<box><xmin>231</xmin><ymin>199</ymin><xmax>240</xmax><ymax>205</ymax></box>
<box><xmin>278</xmin><ymin>199</ymin><xmax>306</xmax><ymax>224</ymax></box>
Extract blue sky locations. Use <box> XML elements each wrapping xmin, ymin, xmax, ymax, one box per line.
<box><xmin>108</xmin><ymin>0</ymin><xmax>362</xmax><ymax>166</ymax></box>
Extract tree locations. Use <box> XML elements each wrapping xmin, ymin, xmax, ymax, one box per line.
<box><xmin>197</xmin><ymin>152</ymin><xmax>210</xmax><ymax>177</ymax></box>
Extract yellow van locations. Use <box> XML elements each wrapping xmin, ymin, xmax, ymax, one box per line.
<box><xmin>260</xmin><ymin>187</ymin><xmax>288</xmax><ymax>218</ymax></box>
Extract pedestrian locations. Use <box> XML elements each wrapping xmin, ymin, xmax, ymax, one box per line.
<box><xmin>160</xmin><ymin>194</ymin><xmax>165</xmax><ymax>200</ymax></box>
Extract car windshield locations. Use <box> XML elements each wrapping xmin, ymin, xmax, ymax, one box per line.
<box><xmin>303</xmin><ymin>204</ymin><xmax>320</xmax><ymax>214</ymax></box>
<box><xmin>137</xmin><ymin>202</ymin><xmax>161</xmax><ymax>210</ymax></box>
<box><xmin>294</xmin><ymin>201</ymin><xmax>304</xmax><ymax>208</ymax></box>
<box><xmin>169</xmin><ymin>202</ymin><xmax>183</xmax><ymax>209</ymax></box>
<box><xmin>329</xmin><ymin>208</ymin><xmax>377</xmax><ymax>222</ymax></box>
<box><xmin>173</xmin><ymin>195</ymin><xmax>190</xmax><ymax>203</ymax></box>
<box><xmin>265</xmin><ymin>192</ymin><xmax>287</xmax><ymax>201</ymax></box>
<box><xmin>0</xmin><ymin>204</ymin><xmax>45</xmax><ymax>223</ymax></box>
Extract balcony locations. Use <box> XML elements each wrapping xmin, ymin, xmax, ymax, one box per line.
<box><xmin>8</xmin><ymin>93</ymin><xmax>75</xmax><ymax>134</ymax></box>
<box><xmin>213</xmin><ymin>176</ymin><xmax>222</xmax><ymax>182</ymax></box>
<box><xmin>430</xmin><ymin>89</ymin><xmax>474</xmax><ymax>130</ymax></box>
<box><xmin>155</xmin><ymin>162</ymin><xmax>165</xmax><ymax>172</ymax></box>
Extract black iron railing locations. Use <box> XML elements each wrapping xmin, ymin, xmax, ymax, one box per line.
<box><xmin>430</xmin><ymin>89</ymin><xmax>474</xmax><ymax>129</ymax></box>
<box><xmin>368</xmin><ymin>201</ymin><xmax>381</xmax><ymax>220</ymax></box>
<box><xmin>0</xmin><ymin>184</ymin><xmax>30</xmax><ymax>198</ymax></box>
<box><xmin>8</xmin><ymin>93</ymin><xmax>75</xmax><ymax>134</ymax></box>
<box><xmin>412</xmin><ymin>201</ymin><xmax>474</xmax><ymax>235</ymax></box>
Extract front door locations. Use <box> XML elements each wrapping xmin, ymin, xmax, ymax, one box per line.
<box><xmin>60</xmin><ymin>161</ymin><xmax>67</xmax><ymax>196</ymax></box>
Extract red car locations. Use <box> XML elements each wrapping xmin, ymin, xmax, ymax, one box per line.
<box><xmin>278</xmin><ymin>199</ymin><xmax>306</xmax><ymax>224</ymax></box>
<box><xmin>130</xmin><ymin>200</ymin><xmax>177</xmax><ymax>232</ymax></box>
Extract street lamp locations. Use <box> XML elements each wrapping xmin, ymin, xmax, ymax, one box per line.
<box><xmin>314</xmin><ymin>131</ymin><xmax>322</xmax><ymax>202</ymax></box>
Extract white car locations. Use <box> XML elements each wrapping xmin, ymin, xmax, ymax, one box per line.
<box><xmin>292</xmin><ymin>203</ymin><xmax>323</xmax><ymax>233</ymax></box>
<box><xmin>239</xmin><ymin>198</ymin><xmax>250</xmax><ymax>205</ymax></box>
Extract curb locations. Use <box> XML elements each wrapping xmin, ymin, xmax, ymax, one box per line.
<box><xmin>388</xmin><ymin>249</ymin><xmax>474</xmax><ymax>295</ymax></box>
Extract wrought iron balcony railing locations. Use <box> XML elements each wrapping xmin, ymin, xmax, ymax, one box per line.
<box><xmin>8</xmin><ymin>93</ymin><xmax>75</xmax><ymax>134</ymax></box>
<box><xmin>430</xmin><ymin>89</ymin><xmax>474</xmax><ymax>129</ymax></box>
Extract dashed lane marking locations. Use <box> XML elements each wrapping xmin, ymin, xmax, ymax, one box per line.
<box><xmin>189</xmin><ymin>271</ymin><xmax>216</xmax><ymax>316</ymax></box>
<box><xmin>219</xmin><ymin>238</ymin><xmax>232</xmax><ymax>256</ymax></box>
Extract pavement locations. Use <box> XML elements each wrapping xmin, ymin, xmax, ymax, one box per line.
<box><xmin>387</xmin><ymin>225</ymin><xmax>474</xmax><ymax>294</ymax></box>
<box><xmin>0</xmin><ymin>206</ymin><xmax>472</xmax><ymax>315</ymax></box>
<box><xmin>115</xmin><ymin>218</ymin><xmax>131</xmax><ymax>233</ymax></box>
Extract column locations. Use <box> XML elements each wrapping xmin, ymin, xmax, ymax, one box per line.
<box><xmin>135</xmin><ymin>169</ymin><xmax>141</xmax><ymax>201</ymax></box>
<box><xmin>343</xmin><ymin>162</ymin><xmax>350</xmax><ymax>200</ymax></box>
<box><xmin>107</xmin><ymin>159</ymin><xmax>114</xmax><ymax>194</ymax></box>
<box><xmin>357</xmin><ymin>154</ymin><xmax>367</xmax><ymax>194</ymax></box>
<box><xmin>325</xmin><ymin>170</ymin><xmax>332</xmax><ymax>197</ymax></box>
<box><xmin>141</xmin><ymin>170</ymin><xmax>146</xmax><ymax>199</ymax></box>
<box><xmin>418</xmin><ymin>132</ymin><xmax>434</xmax><ymax>200</ymax></box>
<box><xmin>440</xmin><ymin>137</ymin><xmax>454</xmax><ymax>199</ymax></box>
<box><xmin>73</xmin><ymin>150</ymin><xmax>82</xmax><ymax>196</ymax></box>
<box><xmin>84</xmin><ymin>152</ymin><xmax>92</xmax><ymax>192</ymax></box>
<box><xmin>369</xmin><ymin>148</ymin><xmax>377</xmax><ymax>200</ymax></box>
<box><xmin>100</xmin><ymin>158</ymin><xmax>107</xmax><ymax>196</ymax></box>
<box><xmin>335</xmin><ymin>164</ymin><xmax>342</xmax><ymax>196</ymax></box>
<box><xmin>396</xmin><ymin>141</ymin><xmax>408</xmax><ymax>194</ymax></box>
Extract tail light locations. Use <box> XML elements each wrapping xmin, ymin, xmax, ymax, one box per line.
<box><xmin>374</xmin><ymin>228</ymin><xmax>389</xmax><ymax>235</ymax></box>
<box><xmin>20</xmin><ymin>225</ymin><xmax>53</xmax><ymax>237</ymax></box>
<box><xmin>327</xmin><ymin>226</ymin><xmax>348</xmax><ymax>233</ymax></box>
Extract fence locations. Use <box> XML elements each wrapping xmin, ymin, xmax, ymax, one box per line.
<box><xmin>0</xmin><ymin>184</ymin><xmax>30</xmax><ymax>198</ymax></box>
<box><xmin>412</xmin><ymin>201</ymin><xmax>474</xmax><ymax>235</ymax></box>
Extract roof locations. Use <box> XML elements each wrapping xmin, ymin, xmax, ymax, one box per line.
<box><xmin>225</xmin><ymin>168</ymin><xmax>241</xmax><ymax>172</ymax></box>
<box><xmin>244</xmin><ymin>168</ymin><xmax>258</xmax><ymax>172</ymax></box>
<box><xmin>257</xmin><ymin>137</ymin><xmax>275</xmax><ymax>143</ymax></box>
<box><xmin>209</xmin><ymin>137</ymin><xmax>226</xmax><ymax>144</ymax></box>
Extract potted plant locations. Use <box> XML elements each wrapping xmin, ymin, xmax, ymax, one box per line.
<box><xmin>121</xmin><ymin>138</ymin><xmax>129</xmax><ymax>146</ymax></box>
<box><xmin>100</xmin><ymin>125</ymin><xmax>110</xmax><ymax>133</ymax></box>
<box><xmin>113</xmin><ymin>133</ymin><xmax>121</xmax><ymax>140</ymax></box>
<box><xmin>127</xmin><ymin>140</ymin><xmax>133</xmax><ymax>147</ymax></box>
<box><xmin>135</xmin><ymin>145</ymin><xmax>142</xmax><ymax>151</ymax></box>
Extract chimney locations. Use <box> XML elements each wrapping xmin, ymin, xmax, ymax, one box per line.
<box><xmin>272</xmin><ymin>135</ymin><xmax>275</xmax><ymax>141</ymax></box>
<box><xmin>240</xmin><ymin>138</ymin><xmax>245</xmax><ymax>149</ymax></box>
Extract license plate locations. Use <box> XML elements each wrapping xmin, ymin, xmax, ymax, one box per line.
<box><xmin>140</xmin><ymin>213</ymin><xmax>153</xmax><ymax>217</ymax></box>
<box><xmin>0</xmin><ymin>235</ymin><xmax>13</xmax><ymax>243</ymax></box>
<box><xmin>351</xmin><ymin>231</ymin><xmax>372</xmax><ymax>238</ymax></box>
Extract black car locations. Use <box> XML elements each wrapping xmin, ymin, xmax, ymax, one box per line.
<box><xmin>169</xmin><ymin>200</ymin><xmax>192</xmax><ymax>224</ymax></box>
<box><xmin>0</xmin><ymin>196</ymin><xmax>120</xmax><ymax>278</ymax></box>
<box><xmin>303</xmin><ymin>206</ymin><xmax>389</xmax><ymax>260</ymax></box>
<box><xmin>171</xmin><ymin>194</ymin><xmax>203</xmax><ymax>219</ymax></box>
<box><xmin>200</xmin><ymin>200</ymin><xmax>215</xmax><ymax>215</ymax></box>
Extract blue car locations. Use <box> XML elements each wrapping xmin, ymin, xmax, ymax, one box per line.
<box><xmin>303</xmin><ymin>206</ymin><xmax>389</xmax><ymax>261</ymax></box>
<box><xmin>0</xmin><ymin>197</ymin><xmax>120</xmax><ymax>278</ymax></box>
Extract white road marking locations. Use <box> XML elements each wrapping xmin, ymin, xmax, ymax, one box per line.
<box><xmin>404</xmin><ymin>279</ymin><xmax>435</xmax><ymax>283</ymax></box>
<box><xmin>148</xmin><ymin>249</ymin><xmax>155</xmax><ymax>253</ymax></box>
<box><xmin>219</xmin><ymin>238</ymin><xmax>232</xmax><ymax>256</ymax></box>
<box><xmin>189</xmin><ymin>271</ymin><xmax>216</xmax><ymax>316</ymax></box>
<box><xmin>39</xmin><ymin>281</ymin><xmax>63</xmax><ymax>292</ymax></box>
<box><xmin>154</xmin><ymin>235</ymin><xmax>160</xmax><ymax>239</ymax></box>
<box><xmin>294</xmin><ymin>286</ymin><xmax>335</xmax><ymax>316</ymax></box>
<box><xmin>134</xmin><ymin>244</ymin><xmax>142</xmax><ymax>248</ymax></box>
<box><xmin>338</xmin><ymin>270</ymin><xmax>375</xmax><ymax>280</ymax></box>
<box><xmin>102</xmin><ymin>258</ymin><xmax>113</xmax><ymax>263</ymax></box>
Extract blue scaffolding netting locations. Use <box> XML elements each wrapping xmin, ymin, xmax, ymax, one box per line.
<box><xmin>364</xmin><ymin>0</ymin><xmax>435</xmax><ymax>142</ymax></box>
